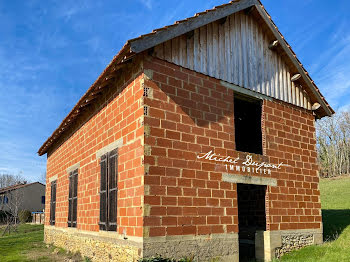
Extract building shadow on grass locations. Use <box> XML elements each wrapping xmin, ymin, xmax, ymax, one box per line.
<box><xmin>322</xmin><ymin>209</ymin><xmax>350</xmax><ymax>241</ymax></box>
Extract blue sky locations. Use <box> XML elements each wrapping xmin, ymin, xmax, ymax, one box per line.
<box><xmin>0</xmin><ymin>0</ymin><xmax>349</xmax><ymax>182</ymax></box>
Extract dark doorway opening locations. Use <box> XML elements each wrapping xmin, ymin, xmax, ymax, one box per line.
<box><xmin>237</xmin><ymin>183</ymin><xmax>266</xmax><ymax>262</ymax></box>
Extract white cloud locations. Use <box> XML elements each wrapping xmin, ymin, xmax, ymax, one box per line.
<box><xmin>338</xmin><ymin>103</ymin><xmax>350</xmax><ymax>113</ymax></box>
<box><xmin>311</xmin><ymin>28</ymin><xmax>350</xmax><ymax>109</ymax></box>
<box><xmin>139</xmin><ymin>0</ymin><xmax>153</xmax><ymax>10</ymax></box>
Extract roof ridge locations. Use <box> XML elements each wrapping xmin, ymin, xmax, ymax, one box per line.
<box><xmin>38</xmin><ymin>0</ymin><xmax>334</xmax><ymax>156</ymax></box>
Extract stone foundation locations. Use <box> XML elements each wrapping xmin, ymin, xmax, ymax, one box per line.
<box><xmin>45</xmin><ymin>226</ymin><xmax>322</xmax><ymax>261</ymax></box>
<box><xmin>255</xmin><ymin>229</ymin><xmax>323</xmax><ymax>261</ymax></box>
<box><xmin>45</xmin><ymin>226</ymin><xmax>238</xmax><ymax>261</ymax></box>
<box><xmin>275</xmin><ymin>233</ymin><xmax>314</xmax><ymax>258</ymax></box>
<box><xmin>44</xmin><ymin>226</ymin><xmax>142</xmax><ymax>262</ymax></box>
<box><xmin>143</xmin><ymin>234</ymin><xmax>239</xmax><ymax>262</ymax></box>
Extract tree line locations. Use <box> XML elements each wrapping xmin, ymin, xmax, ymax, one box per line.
<box><xmin>0</xmin><ymin>174</ymin><xmax>26</xmax><ymax>188</ymax></box>
<box><xmin>317</xmin><ymin>110</ymin><xmax>350</xmax><ymax>177</ymax></box>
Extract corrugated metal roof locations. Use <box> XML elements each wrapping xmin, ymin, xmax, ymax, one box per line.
<box><xmin>38</xmin><ymin>0</ymin><xmax>334</xmax><ymax>156</ymax></box>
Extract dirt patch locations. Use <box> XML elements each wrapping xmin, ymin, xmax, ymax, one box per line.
<box><xmin>25</xmin><ymin>244</ymin><xmax>85</xmax><ymax>262</ymax></box>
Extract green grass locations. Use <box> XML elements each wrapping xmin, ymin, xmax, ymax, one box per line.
<box><xmin>278</xmin><ymin>177</ymin><xmax>350</xmax><ymax>261</ymax></box>
<box><xmin>0</xmin><ymin>224</ymin><xmax>86</xmax><ymax>261</ymax></box>
<box><xmin>0</xmin><ymin>224</ymin><xmax>46</xmax><ymax>261</ymax></box>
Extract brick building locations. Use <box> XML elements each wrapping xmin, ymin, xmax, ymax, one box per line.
<box><xmin>38</xmin><ymin>0</ymin><xmax>334</xmax><ymax>261</ymax></box>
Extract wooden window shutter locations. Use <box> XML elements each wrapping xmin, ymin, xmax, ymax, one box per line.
<box><xmin>68</xmin><ymin>172</ymin><xmax>73</xmax><ymax>227</ymax></box>
<box><xmin>107</xmin><ymin>148</ymin><xmax>118</xmax><ymax>231</ymax></box>
<box><xmin>99</xmin><ymin>148</ymin><xmax>119</xmax><ymax>231</ymax></box>
<box><xmin>50</xmin><ymin>181</ymin><xmax>57</xmax><ymax>226</ymax></box>
<box><xmin>72</xmin><ymin>170</ymin><xmax>78</xmax><ymax>227</ymax></box>
<box><xmin>68</xmin><ymin>170</ymin><xmax>78</xmax><ymax>228</ymax></box>
<box><xmin>99</xmin><ymin>154</ymin><xmax>108</xmax><ymax>230</ymax></box>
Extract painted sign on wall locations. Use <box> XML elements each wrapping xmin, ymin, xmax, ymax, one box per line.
<box><xmin>197</xmin><ymin>150</ymin><xmax>289</xmax><ymax>175</ymax></box>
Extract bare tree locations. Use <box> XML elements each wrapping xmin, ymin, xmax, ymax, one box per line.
<box><xmin>0</xmin><ymin>188</ymin><xmax>24</xmax><ymax>235</ymax></box>
<box><xmin>0</xmin><ymin>173</ymin><xmax>26</xmax><ymax>234</ymax></box>
<box><xmin>0</xmin><ymin>173</ymin><xmax>25</xmax><ymax>188</ymax></box>
<box><xmin>317</xmin><ymin>110</ymin><xmax>350</xmax><ymax>177</ymax></box>
<box><xmin>39</xmin><ymin>171</ymin><xmax>46</xmax><ymax>185</ymax></box>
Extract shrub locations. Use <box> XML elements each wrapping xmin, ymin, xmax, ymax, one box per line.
<box><xmin>0</xmin><ymin>210</ymin><xmax>11</xmax><ymax>224</ymax></box>
<box><xmin>18</xmin><ymin>210</ymin><xmax>32</xmax><ymax>223</ymax></box>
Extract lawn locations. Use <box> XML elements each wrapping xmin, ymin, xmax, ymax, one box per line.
<box><xmin>278</xmin><ymin>177</ymin><xmax>350</xmax><ymax>261</ymax></box>
<box><xmin>0</xmin><ymin>224</ymin><xmax>85</xmax><ymax>262</ymax></box>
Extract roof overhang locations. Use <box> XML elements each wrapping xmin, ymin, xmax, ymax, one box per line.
<box><xmin>128</xmin><ymin>0</ymin><xmax>258</xmax><ymax>53</ymax></box>
<box><xmin>126</xmin><ymin>0</ymin><xmax>334</xmax><ymax>118</ymax></box>
<box><xmin>38</xmin><ymin>0</ymin><xmax>334</xmax><ymax>156</ymax></box>
<box><xmin>37</xmin><ymin>43</ymin><xmax>134</xmax><ymax>156</ymax></box>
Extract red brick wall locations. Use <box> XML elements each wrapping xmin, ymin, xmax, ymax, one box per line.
<box><xmin>44</xmin><ymin>54</ymin><xmax>322</xmax><ymax>240</ymax></box>
<box><xmin>45</xmin><ymin>63</ymin><xmax>144</xmax><ymax>237</ymax></box>
<box><xmin>143</xmin><ymin>56</ymin><xmax>322</xmax><ymax>237</ymax></box>
<box><xmin>264</xmin><ymin>100</ymin><xmax>322</xmax><ymax>231</ymax></box>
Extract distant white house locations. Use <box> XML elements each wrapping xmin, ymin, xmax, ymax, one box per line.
<box><xmin>0</xmin><ymin>182</ymin><xmax>45</xmax><ymax>212</ymax></box>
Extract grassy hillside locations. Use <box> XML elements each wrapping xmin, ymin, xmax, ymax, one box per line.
<box><xmin>278</xmin><ymin>177</ymin><xmax>350</xmax><ymax>261</ymax></box>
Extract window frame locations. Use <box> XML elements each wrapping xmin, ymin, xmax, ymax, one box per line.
<box><xmin>2</xmin><ymin>195</ymin><xmax>8</xmax><ymax>204</ymax></box>
<box><xmin>41</xmin><ymin>195</ymin><xmax>45</xmax><ymax>205</ymax></box>
<box><xmin>234</xmin><ymin>94</ymin><xmax>263</xmax><ymax>155</ymax></box>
